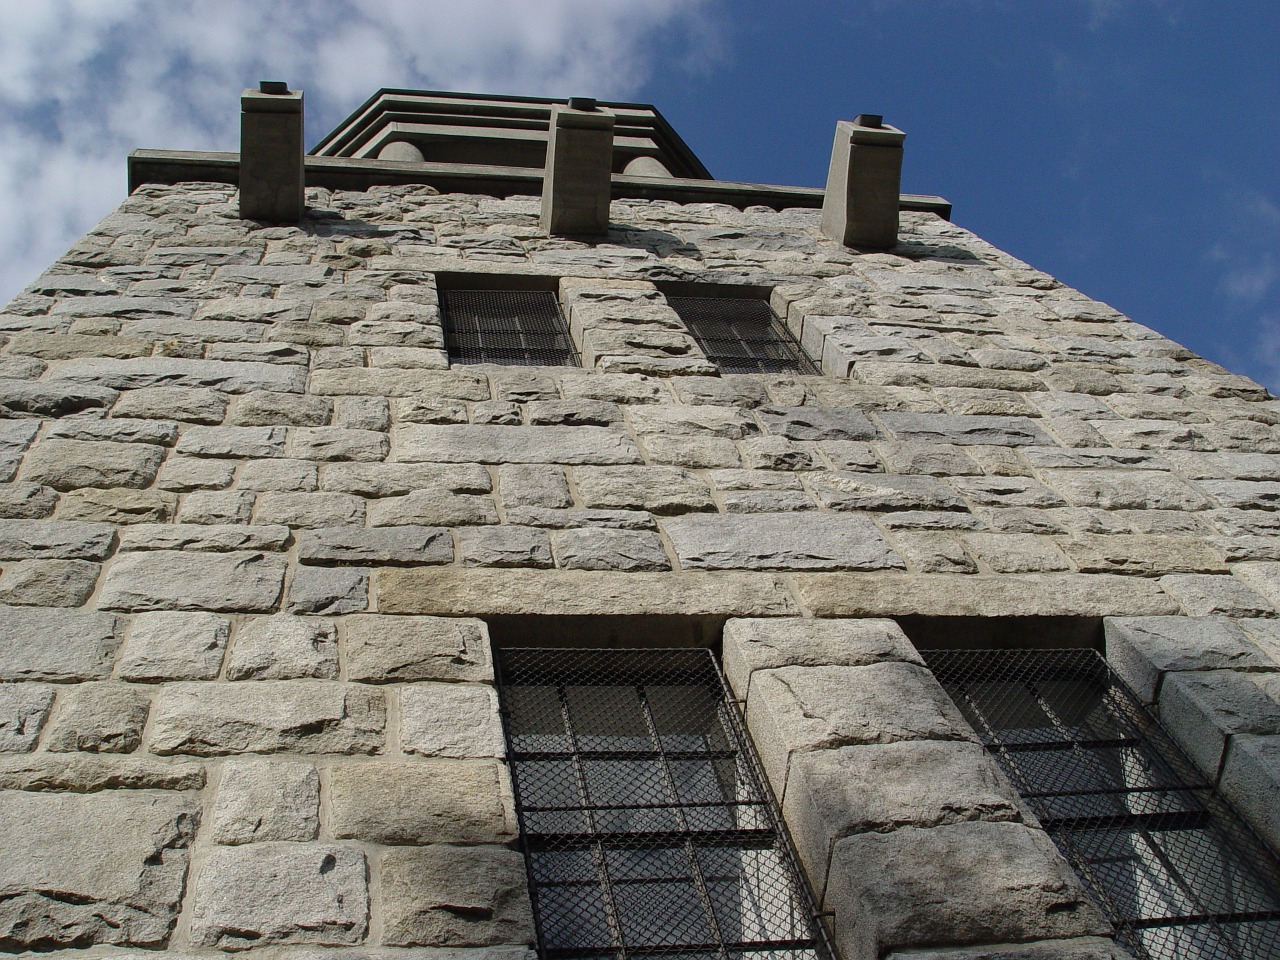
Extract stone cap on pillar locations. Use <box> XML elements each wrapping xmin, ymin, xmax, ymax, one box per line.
<box><xmin>241</xmin><ymin>85</ymin><xmax>303</xmax><ymax>113</ymax></box>
<box><xmin>845</xmin><ymin>115</ymin><xmax>905</xmax><ymax>148</ymax></box>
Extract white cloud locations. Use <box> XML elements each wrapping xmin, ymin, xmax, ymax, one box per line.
<box><xmin>0</xmin><ymin>0</ymin><xmax>718</xmax><ymax>303</ymax></box>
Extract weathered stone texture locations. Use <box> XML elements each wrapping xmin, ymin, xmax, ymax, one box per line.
<box><xmin>0</xmin><ymin>791</ymin><xmax>197</xmax><ymax>950</ymax></box>
<box><xmin>98</xmin><ymin>551</ymin><xmax>286</xmax><ymax>612</ymax></box>
<box><xmin>209</xmin><ymin>758</ymin><xmax>321</xmax><ymax>843</ymax></box>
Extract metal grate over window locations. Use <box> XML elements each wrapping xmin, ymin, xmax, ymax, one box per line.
<box><xmin>496</xmin><ymin>647</ymin><xmax>833</xmax><ymax>960</ymax></box>
<box><xmin>925</xmin><ymin>647</ymin><xmax>1280</xmax><ymax>960</ymax></box>
<box><xmin>666</xmin><ymin>297</ymin><xmax>818</xmax><ymax>375</ymax></box>
<box><xmin>441</xmin><ymin>288</ymin><xmax>579</xmax><ymax>366</ymax></box>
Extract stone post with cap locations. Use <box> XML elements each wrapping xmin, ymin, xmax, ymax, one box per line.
<box><xmin>239</xmin><ymin>81</ymin><xmax>305</xmax><ymax>222</ymax></box>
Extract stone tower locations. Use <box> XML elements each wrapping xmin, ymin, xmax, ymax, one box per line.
<box><xmin>2</xmin><ymin>86</ymin><xmax>1280</xmax><ymax>960</ymax></box>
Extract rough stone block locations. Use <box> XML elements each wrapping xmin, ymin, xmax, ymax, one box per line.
<box><xmin>722</xmin><ymin>617</ymin><xmax>920</xmax><ymax>702</ymax></box>
<box><xmin>808</xmin><ymin>472</ymin><xmax>969</xmax><ymax>512</ymax></box>
<box><xmin>626</xmin><ymin>405</ymin><xmax>755</xmax><ymax>438</ymax></box>
<box><xmin>118</xmin><ymin>611</ymin><xmax>230</xmax><ymax>681</ymax></box>
<box><xmin>226</xmin><ymin>615</ymin><xmax>338</xmax><ymax>680</ymax></box>
<box><xmin>55</xmin><ymin>487</ymin><xmax>177</xmax><ymax>524</ymax></box>
<box><xmin>1039</xmin><ymin>469</ymin><xmax>1209</xmax><ymax>511</ymax></box>
<box><xmin>176</xmin><ymin>490</ymin><xmax>255</xmax><ymax>524</ymax></box>
<box><xmin>344</xmin><ymin>614</ymin><xmax>493</xmax><ymax>682</ymax></box>
<box><xmin>551</xmin><ymin>527</ymin><xmax>670</xmax><ymax>571</ymax></box>
<box><xmin>53</xmin><ymin>357</ymin><xmax>307</xmax><ymax>394</ymax></box>
<box><xmin>0</xmin><ymin>519</ymin><xmax>115</xmax><ymax>560</ymax></box>
<box><xmin>825</xmin><ymin>821</ymin><xmax>1108</xmax><ymax>958</ymax></box>
<box><xmin>497</xmin><ymin>464</ymin><xmax>572</xmax><ymax>508</ymax></box>
<box><xmin>1158</xmin><ymin>670</ymin><xmax>1280</xmax><ymax>778</ymax></box>
<box><xmin>401</xmin><ymin>682</ymin><xmax>506</xmax><ymax>758</ymax></box>
<box><xmin>0</xmin><ymin>483</ymin><xmax>58</xmax><ymax>520</ymax></box>
<box><xmin>876</xmin><ymin>411</ymin><xmax>1052</xmax><ymax>446</ymax></box>
<box><xmin>298</xmin><ymin>525</ymin><xmax>453</xmax><ymax>565</ymax></box>
<box><xmin>148</xmin><ymin>681</ymin><xmax>384</xmax><ymax>755</ymax></box>
<box><xmin>366</xmin><ymin>488</ymin><xmax>497</xmax><ymax>526</ymax></box>
<box><xmin>882</xmin><ymin>940</ymin><xmax>1131</xmax><ymax>960</ymax></box>
<box><xmin>0</xmin><ymin>754</ymin><xmax>204</xmax><ymax>792</ymax></box>
<box><xmin>237</xmin><ymin>457</ymin><xmax>317</xmax><ymax>491</ymax></box>
<box><xmin>783</xmin><ymin>741</ymin><xmax>1025</xmax><ymax>891</ymax></box>
<box><xmin>747</xmin><ymin>662</ymin><xmax>975</xmax><ymax>795</ymax></box>
<box><xmin>1231</xmin><ymin>561</ymin><xmax>1280</xmax><ymax>609</ymax></box>
<box><xmin>757</xmin><ymin>405</ymin><xmax>878</xmax><ymax>441</ymax></box>
<box><xmin>176</xmin><ymin>425</ymin><xmax>286</xmax><ymax>458</ymax></box>
<box><xmin>1058</xmin><ymin>535</ymin><xmax>1226</xmax><ymax>576</ymax></box>
<box><xmin>118</xmin><ymin>521</ymin><xmax>290</xmax><ymax>553</ymax></box>
<box><xmin>0</xmin><ymin>558</ymin><xmax>98</xmax><ymax>606</ymax></box>
<box><xmin>210</xmin><ymin>758</ymin><xmax>320</xmax><ymax>844</ymax></box>
<box><xmin>228</xmin><ymin>390</ymin><xmax>332</xmax><ymax>427</ymax></box>
<box><xmin>573</xmin><ymin>465</ymin><xmax>714</xmax><ymax>514</ymax></box>
<box><xmin>1220</xmin><ymin>733</ymin><xmax>1280</xmax><ymax>853</ymax></box>
<box><xmin>664</xmin><ymin>513</ymin><xmax>903</xmax><ymax>571</ymax></box>
<box><xmin>0</xmin><ymin>683</ymin><xmax>54</xmax><ymax>752</ymax></box>
<box><xmin>1159</xmin><ymin>574</ymin><xmax>1276</xmax><ymax>617</ymax></box>
<box><xmin>285</xmin><ymin>427</ymin><xmax>388</xmax><ymax>462</ymax></box>
<box><xmin>330</xmin><ymin>760</ymin><xmax>516</xmax><ymax>844</ymax></box>
<box><xmin>98</xmin><ymin>551</ymin><xmax>286</xmax><ymax>612</ymax></box>
<box><xmin>381</xmin><ymin>845</ymin><xmax>535</xmax><ymax>947</ymax></box>
<box><xmin>254</xmin><ymin>491</ymin><xmax>365</xmax><ymax>528</ymax></box>
<box><xmin>111</xmin><ymin>386</ymin><xmax>228</xmax><ymax>424</ymax></box>
<box><xmin>458</xmin><ymin>525</ymin><xmax>554</xmax><ymax>568</ymax></box>
<box><xmin>21</xmin><ymin>438</ymin><xmax>162</xmax><ymax>490</ymax></box>
<box><xmin>1104</xmin><ymin>616</ymin><xmax>1272</xmax><ymax>703</ymax></box>
<box><xmin>287</xmin><ymin>565</ymin><xmax>368</xmax><ymax>615</ymax></box>
<box><xmin>191</xmin><ymin>843</ymin><xmax>367</xmax><ymax>948</ymax></box>
<box><xmin>0</xmin><ymin>791</ymin><xmax>197</xmax><ymax>949</ymax></box>
<box><xmin>0</xmin><ymin>606</ymin><xmax>120</xmax><ymax>680</ymax></box>
<box><xmin>44</xmin><ymin>682</ymin><xmax>149</xmax><ymax>753</ymax></box>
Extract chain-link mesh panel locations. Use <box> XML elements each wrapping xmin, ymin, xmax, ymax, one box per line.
<box><xmin>441</xmin><ymin>288</ymin><xmax>579</xmax><ymax>366</ymax></box>
<box><xmin>497</xmin><ymin>648</ymin><xmax>832</xmax><ymax>960</ymax></box>
<box><xmin>924</xmin><ymin>647</ymin><xmax>1280</xmax><ymax>960</ymax></box>
<box><xmin>665</xmin><ymin>297</ymin><xmax>818</xmax><ymax>376</ymax></box>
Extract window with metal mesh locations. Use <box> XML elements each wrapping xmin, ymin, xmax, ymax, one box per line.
<box><xmin>496</xmin><ymin>647</ymin><xmax>832</xmax><ymax>960</ymax></box>
<box><xmin>441</xmin><ymin>288</ymin><xmax>579</xmax><ymax>366</ymax></box>
<box><xmin>924</xmin><ymin>647</ymin><xmax>1280</xmax><ymax>960</ymax></box>
<box><xmin>666</xmin><ymin>297</ymin><xmax>818</xmax><ymax>375</ymax></box>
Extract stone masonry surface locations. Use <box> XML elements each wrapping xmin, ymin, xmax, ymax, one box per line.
<box><xmin>5</xmin><ymin>176</ymin><xmax>1280</xmax><ymax>960</ymax></box>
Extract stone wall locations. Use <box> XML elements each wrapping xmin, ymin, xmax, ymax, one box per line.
<box><xmin>0</xmin><ymin>179</ymin><xmax>1278</xmax><ymax>958</ymax></box>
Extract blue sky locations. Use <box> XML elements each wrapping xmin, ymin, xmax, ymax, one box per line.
<box><xmin>0</xmin><ymin>0</ymin><xmax>1276</xmax><ymax>390</ymax></box>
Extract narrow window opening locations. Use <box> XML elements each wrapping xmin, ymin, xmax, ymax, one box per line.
<box><xmin>441</xmin><ymin>287</ymin><xmax>579</xmax><ymax>367</ymax></box>
<box><xmin>666</xmin><ymin>295</ymin><xmax>817</xmax><ymax>376</ymax></box>
<box><xmin>496</xmin><ymin>646</ymin><xmax>833</xmax><ymax>960</ymax></box>
<box><xmin>924</xmin><ymin>647</ymin><xmax>1280</xmax><ymax>960</ymax></box>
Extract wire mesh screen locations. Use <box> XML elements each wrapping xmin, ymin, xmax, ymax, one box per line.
<box><xmin>924</xmin><ymin>647</ymin><xmax>1280</xmax><ymax>960</ymax></box>
<box><xmin>666</xmin><ymin>297</ymin><xmax>818</xmax><ymax>375</ymax></box>
<box><xmin>497</xmin><ymin>647</ymin><xmax>832</xmax><ymax>960</ymax></box>
<box><xmin>441</xmin><ymin>288</ymin><xmax>579</xmax><ymax>366</ymax></box>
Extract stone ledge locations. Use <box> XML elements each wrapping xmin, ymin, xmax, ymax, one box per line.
<box><xmin>795</xmin><ymin>573</ymin><xmax>1179</xmax><ymax>618</ymax></box>
<box><xmin>375</xmin><ymin>568</ymin><xmax>799</xmax><ymax>617</ymax></box>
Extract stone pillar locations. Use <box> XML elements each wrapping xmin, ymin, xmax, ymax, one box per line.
<box><xmin>239</xmin><ymin>82</ymin><xmax>305</xmax><ymax>223</ymax></box>
<box><xmin>540</xmin><ymin>99</ymin><xmax>615</xmax><ymax>237</ymax></box>
<box><xmin>820</xmin><ymin>114</ymin><xmax>905</xmax><ymax>250</ymax></box>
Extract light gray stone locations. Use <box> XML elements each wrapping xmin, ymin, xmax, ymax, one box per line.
<box><xmin>458</xmin><ymin>525</ymin><xmax>553</xmax><ymax>568</ymax></box>
<box><xmin>394</xmin><ymin>425</ymin><xmax>642</xmax><ymax>464</ymax></box>
<box><xmin>401</xmin><ymin>683</ymin><xmax>505</xmax><ymax>757</ymax></box>
<box><xmin>320</xmin><ymin>461</ymin><xmax>491</xmax><ymax>497</ymax></box>
<box><xmin>44</xmin><ymin>682</ymin><xmax>149</xmax><ymax>753</ymax></box>
<box><xmin>21</xmin><ymin>438</ymin><xmax>162</xmax><ymax>490</ymax></box>
<box><xmin>1040</xmin><ymin>469</ymin><xmax>1209</xmax><ymax>511</ymax></box>
<box><xmin>381</xmin><ymin>845</ymin><xmax>534</xmax><ymax>947</ymax></box>
<box><xmin>176</xmin><ymin>425</ymin><xmax>285</xmax><ymax>458</ymax></box>
<box><xmin>176</xmin><ymin>490</ymin><xmax>255</xmax><ymax>524</ymax></box>
<box><xmin>1220</xmin><ymin>734</ymin><xmax>1280</xmax><ymax>853</ymax></box>
<box><xmin>111</xmin><ymin>386</ymin><xmax>227</xmax><ymax>424</ymax></box>
<box><xmin>497</xmin><ymin>464</ymin><xmax>572</xmax><ymax>508</ymax></box>
<box><xmin>0</xmin><ymin>753</ymin><xmax>204</xmax><ymax>792</ymax></box>
<box><xmin>825</xmin><ymin>822</ymin><xmax>1107</xmax><ymax>958</ymax></box>
<box><xmin>784</xmin><ymin>741</ymin><xmax>1024</xmax><ymax>890</ymax></box>
<box><xmin>746</xmin><ymin>662</ymin><xmax>977</xmax><ymax>794</ymax></box>
<box><xmin>1104</xmin><ymin>616</ymin><xmax>1272</xmax><ymax>703</ymax></box>
<box><xmin>118</xmin><ymin>522</ymin><xmax>290</xmax><ymax>552</ymax></box>
<box><xmin>551</xmin><ymin>528</ymin><xmax>670</xmax><ymax>571</ymax></box>
<box><xmin>948</xmin><ymin>476</ymin><xmax>1064</xmax><ymax>508</ymax></box>
<box><xmin>55</xmin><ymin>487</ymin><xmax>177</xmax><ymax>524</ymax></box>
<box><xmin>882</xmin><ymin>940</ymin><xmax>1131</xmax><ymax>960</ymax></box>
<box><xmin>286</xmin><ymin>427</ymin><xmax>388</xmax><ymax>462</ymax></box>
<box><xmin>722</xmin><ymin>617</ymin><xmax>921</xmax><ymax>702</ymax></box>
<box><xmin>52</xmin><ymin>357</ymin><xmax>306</xmax><ymax>393</ymax></box>
<box><xmin>1159</xmin><ymin>574</ymin><xmax>1275</xmax><ymax>618</ymax></box>
<box><xmin>254</xmin><ymin>491</ymin><xmax>365</xmax><ymax>528</ymax></box>
<box><xmin>366</xmin><ymin>489</ymin><xmax>497</xmax><ymax>527</ymax></box>
<box><xmin>1231</xmin><ymin>561</ymin><xmax>1280</xmax><ymax>609</ymax></box>
<box><xmin>237</xmin><ymin>457</ymin><xmax>317</xmax><ymax>491</ymax></box>
<box><xmin>665</xmin><ymin>513</ymin><xmax>903</xmax><ymax>571</ymax></box>
<box><xmin>210</xmin><ymin>759</ymin><xmax>320</xmax><ymax>844</ymax></box>
<box><xmin>626</xmin><ymin>404</ymin><xmax>755</xmax><ymax>438</ymax></box>
<box><xmin>47</xmin><ymin>417</ymin><xmax>177</xmax><ymax>445</ymax></box>
<box><xmin>962</xmin><ymin>533</ymin><xmax>1068</xmax><ymax>574</ymax></box>
<box><xmin>344</xmin><ymin>614</ymin><xmax>492</xmax><ymax>683</ymax></box>
<box><xmin>876</xmin><ymin>411</ymin><xmax>1053</xmax><ymax>446</ymax></box>
<box><xmin>0</xmin><ymin>791</ymin><xmax>197</xmax><ymax>949</ymax></box>
<box><xmin>191</xmin><ymin>843</ymin><xmax>367</xmax><ymax>948</ymax></box>
<box><xmin>0</xmin><ymin>483</ymin><xmax>58</xmax><ymax>519</ymax></box>
<box><xmin>118</xmin><ymin>611</ymin><xmax>230</xmax><ymax>681</ymax></box>
<box><xmin>149</xmin><ymin>681</ymin><xmax>384</xmax><ymax>755</ymax></box>
<box><xmin>0</xmin><ymin>379</ymin><xmax>118</xmax><ymax>418</ymax></box>
<box><xmin>330</xmin><ymin>760</ymin><xmax>515</xmax><ymax>844</ymax></box>
<box><xmin>0</xmin><ymin>606</ymin><xmax>119</xmax><ymax>680</ymax></box>
<box><xmin>228</xmin><ymin>390</ymin><xmax>332</xmax><ymax>427</ymax></box>
<box><xmin>573</xmin><ymin>465</ymin><xmax>714</xmax><ymax>514</ymax></box>
<box><xmin>99</xmin><ymin>551</ymin><xmax>286</xmax><ymax>612</ymax></box>
<box><xmin>0</xmin><ymin>683</ymin><xmax>54</xmax><ymax>752</ymax></box>
<box><xmin>0</xmin><ymin>559</ymin><xmax>98</xmax><ymax>606</ymax></box>
<box><xmin>226</xmin><ymin>615</ymin><xmax>338</xmax><ymax>680</ymax></box>
<box><xmin>288</xmin><ymin>565</ymin><xmax>368</xmax><ymax>615</ymax></box>
<box><xmin>299</xmin><ymin>525</ymin><xmax>452</xmax><ymax>566</ymax></box>
<box><xmin>757</xmin><ymin>405</ymin><xmax>878</xmax><ymax>440</ymax></box>
<box><xmin>1158</xmin><ymin>670</ymin><xmax>1280</xmax><ymax>777</ymax></box>
<box><xmin>808</xmin><ymin>472</ymin><xmax>969</xmax><ymax>511</ymax></box>
<box><xmin>1058</xmin><ymin>535</ymin><xmax>1226</xmax><ymax>576</ymax></box>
